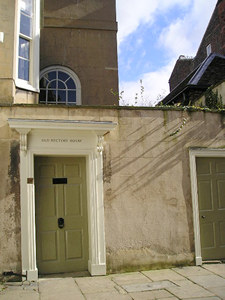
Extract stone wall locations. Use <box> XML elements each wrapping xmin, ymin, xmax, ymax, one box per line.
<box><xmin>0</xmin><ymin>0</ymin><xmax>16</xmax><ymax>103</ymax></box>
<box><xmin>0</xmin><ymin>105</ymin><xmax>224</xmax><ymax>274</ymax></box>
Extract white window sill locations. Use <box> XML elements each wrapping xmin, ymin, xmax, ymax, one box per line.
<box><xmin>16</xmin><ymin>79</ymin><xmax>39</xmax><ymax>93</ymax></box>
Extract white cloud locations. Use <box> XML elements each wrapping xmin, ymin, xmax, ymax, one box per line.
<box><xmin>116</xmin><ymin>0</ymin><xmax>192</xmax><ymax>45</ymax></box>
<box><xmin>120</xmin><ymin>61</ymin><xmax>175</xmax><ymax>106</ymax></box>
<box><xmin>158</xmin><ymin>0</ymin><xmax>217</xmax><ymax>58</ymax></box>
<box><xmin>117</xmin><ymin>0</ymin><xmax>217</xmax><ymax>106</ymax></box>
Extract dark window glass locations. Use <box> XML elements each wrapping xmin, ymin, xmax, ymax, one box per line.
<box><xmin>48</xmin><ymin>80</ymin><xmax>56</xmax><ymax>89</ymax></box>
<box><xmin>46</xmin><ymin>71</ymin><xmax>56</xmax><ymax>82</ymax></box>
<box><xmin>58</xmin><ymin>71</ymin><xmax>69</xmax><ymax>82</ymax></box>
<box><xmin>20</xmin><ymin>13</ymin><xmax>32</xmax><ymax>37</ymax></box>
<box><xmin>67</xmin><ymin>78</ymin><xmax>76</xmax><ymax>89</ymax></box>
<box><xmin>40</xmin><ymin>77</ymin><xmax>48</xmax><ymax>88</ymax></box>
<box><xmin>47</xmin><ymin>90</ymin><xmax>57</xmax><ymax>102</ymax></box>
<box><xmin>68</xmin><ymin>91</ymin><xmax>76</xmax><ymax>103</ymax></box>
<box><xmin>19</xmin><ymin>38</ymin><xmax>30</xmax><ymax>59</ymax></box>
<box><xmin>18</xmin><ymin>58</ymin><xmax>29</xmax><ymax>80</ymax></box>
<box><xmin>58</xmin><ymin>81</ymin><xmax>66</xmax><ymax>89</ymax></box>
<box><xmin>39</xmin><ymin>89</ymin><xmax>46</xmax><ymax>102</ymax></box>
<box><xmin>58</xmin><ymin>90</ymin><xmax>66</xmax><ymax>102</ymax></box>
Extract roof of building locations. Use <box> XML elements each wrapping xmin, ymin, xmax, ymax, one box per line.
<box><xmin>162</xmin><ymin>53</ymin><xmax>225</xmax><ymax>105</ymax></box>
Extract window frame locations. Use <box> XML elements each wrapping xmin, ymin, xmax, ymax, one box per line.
<box><xmin>206</xmin><ymin>44</ymin><xmax>212</xmax><ymax>57</ymax></box>
<box><xmin>39</xmin><ymin>66</ymin><xmax>82</xmax><ymax>105</ymax></box>
<box><xmin>15</xmin><ymin>0</ymin><xmax>40</xmax><ymax>92</ymax></box>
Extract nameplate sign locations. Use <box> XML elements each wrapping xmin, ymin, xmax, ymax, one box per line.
<box><xmin>40</xmin><ymin>138</ymin><xmax>83</xmax><ymax>144</ymax></box>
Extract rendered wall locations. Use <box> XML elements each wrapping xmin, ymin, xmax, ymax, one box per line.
<box><xmin>0</xmin><ymin>106</ymin><xmax>224</xmax><ymax>274</ymax></box>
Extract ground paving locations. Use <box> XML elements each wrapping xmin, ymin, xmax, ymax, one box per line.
<box><xmin>0</xmin><ymin>263</ymin><xmax>225</xmax><ymax>299</ymax></box>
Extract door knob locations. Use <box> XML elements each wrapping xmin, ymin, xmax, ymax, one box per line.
<box><xmin>58</xmin><ymin>218</ymin><xmax>64</xmax><ymax>229</ymax></box>
<box><xmin>201</xmin><ymin>215</ymin><xmax>206</xmax><ymax>219</ymax></box>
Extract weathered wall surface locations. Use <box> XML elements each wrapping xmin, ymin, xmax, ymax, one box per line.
<box><xmin>0</xmin><ymin>107</ymin><xmax>21</xmax><ymax>272</ymax></box>
<box><xmin>0</xmin><ymin>106</ymin><xmax>224</xmax><ymax>274</ymax></box>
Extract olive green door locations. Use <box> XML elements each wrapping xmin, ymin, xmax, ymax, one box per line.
<box><xmin>35</xmin><ymin>156</ymin><xmax>89</xmax><ymax>274</ymax></box>
<box><xmin>196</xmin><ymin>157</ymin><xmax>225</xmax><ymax>260</ymax></box>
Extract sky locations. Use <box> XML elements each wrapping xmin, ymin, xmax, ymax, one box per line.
<box><xmin>116</xmin><ymin>0</ymin><xmax>217</xmax><ymax>106</ymax></box>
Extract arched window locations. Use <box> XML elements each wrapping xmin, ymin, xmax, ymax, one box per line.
<box><xmin>39</xmin><ymin>66</ymin><xmax>81</xmax><ymax>105</ymax></box>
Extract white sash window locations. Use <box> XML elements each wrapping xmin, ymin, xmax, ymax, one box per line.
<box><xmin>16</xmin><ymin>0</ymin><xmax>40</xmax><ymax>92</ymax></box>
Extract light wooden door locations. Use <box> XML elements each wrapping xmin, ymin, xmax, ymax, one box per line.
<box><xmin>35</xmin><ymin>156</ymin><xmax>88</xmax><ymax>274</ymax></box>
<box><xmin>196</xmin><ymin>157</ymin><xmax>225</xmax><ymax>260</ymax></box>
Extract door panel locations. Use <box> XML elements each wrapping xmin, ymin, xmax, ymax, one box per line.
<box><xmin>35</xmin><ymin>156</ymin><xmax>88</xmax><ymax>274</ymax></box>
<box><xmin>196</xmin><ymin>157</ymin><xmax>225</xmax><ymax>260</ymax></box>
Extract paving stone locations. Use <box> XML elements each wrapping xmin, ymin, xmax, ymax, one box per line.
<box><xmin>188</xmin><ymin>274</ymin><xmax>225</xmax><ymax>288</ymax></box>
<box><xmin>129</xmin><ymin>289</ymin><xmax>175</xmax><ymax>299</ymax></box>
<box><xmin>173</xmin><ymin>266</ymin><xmax>212</xmax><ymax>277</ymax></box>
<box><xmin>39</xmin><ymin>278</ymin><xmax>84</xmax><ymax>300</ymax></box>
<box><xmin>84</xmin><ymin>291</ymin><xmax>132</xmax><ymax>300</ymax></box>
<box><xmin>41</xmin><ymin>292</ymin><xmax>85</xmax><ymax>300</ymax></box>
<box><xmin>166</xmin><ymin>282</ymin><xmax>214</xmax><ymax>299</ymax></box>
<box><xmin>207</xmin><ymin>286</ymin><xmax>225</xmax><ymax>300</ymax></box>
<box><xmin>75</xmin><ymin>276</ymin><xmax>116</xmax><ymax>294</ymax></box>
<box><xmin>203</xmin><ymin>263</ymin><xmax>225</xmax><ymax>278</ymax></box>
<box><xmin>112</xmin><ymin>272</ymin><xmax>152</xmax><ymax>286</ymax></box>
<box><xmin>122</xmin><ymin>280</ymin><xmax>176</xmax><ymax>293</ymax></box>
<box><xmin>161</xmin><ymin>298</ymin><xmax>179</xmax><ymax>300</ymax></box>
<box><xmin>0</xmin><ymin>290</ymin><xmax>39</xmax><ymax>299</ymax></box>
<box><xmin>142</xmin><ymin>269</ymin><xmax>185</xmax><ymax>282</ymax></box>
<box><xmin>185</xmin><ymin>298</ymin><xmax>221</xmax><ymax>300</ymax></box>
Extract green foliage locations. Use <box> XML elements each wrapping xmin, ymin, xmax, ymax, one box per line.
<box><xmin>205</xmin><ymin>87</ymin><xmax>223</xmax><ymax>109</ymax></box>
<box><xmin>110</xmin><ymin>88</ymin><xmax>124</xmax><ymax>102</ymax></box>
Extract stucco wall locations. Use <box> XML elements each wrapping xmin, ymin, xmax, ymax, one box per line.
<box><xmin>0</xmin><ymin>106</ymin><xmax>224</xmax><ymax>274</ymax></box>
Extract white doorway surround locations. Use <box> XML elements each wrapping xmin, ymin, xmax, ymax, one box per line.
<box><xmin>189</xmin><ymin>148</ymin><xmax>225</xmax><ymax>266</ymax></box>
<box><xmin>8</xmin><ymin>118</ymin><xmax>117</xmax><ymax>281</ymax></box>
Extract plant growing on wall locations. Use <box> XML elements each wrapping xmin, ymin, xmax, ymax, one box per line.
<box><xmin>205</xmin><ymin>87</ymin><xmax>223</xmax><ymax>109</ymax></box>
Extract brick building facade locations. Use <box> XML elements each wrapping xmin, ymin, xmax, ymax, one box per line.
<box><xmin>169</xmin><ymin>0</ymin><xmax>225</xmax><ymax>92</ymax></box>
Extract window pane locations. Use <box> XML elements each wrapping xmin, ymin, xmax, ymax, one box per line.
<box><xmin>66</xmin><ymin>78</ymin><xmax>76</xmax><ymax>89</ymax></box>
<box><xmin>46</xmin><ymin>71</ymin><xmax>56</xmax><ymax>81</ymax></box>
<box><xmin>47</xmin><ymin>90</ymin><xmax>57</xmax><ymax>102</ymax></box>
<box><xmin>18</xmin><ymin>58</ymin><xmax>29</xmax><ymax>80</ymax></box>
<box><xmin>58</xmin><ymin>71</ymin><xmax>69</xmax><ymax>82</ymax></box>
<box><xmin>20</xmin><ymin>13</ymin><xmax>32</xmax><ymax>37</ymax></box>
<box><xmin>40</xmin><ymin>77</ymin><xmax>48</xmax><ymax>88</ymax></box>
<box><xmin>21</xmin><ymin>0</ymin><xmax>32</xmax><ymax>15</ymax></box>
<box><xmin>19</xmin><ymin>37</ymin><xmax>29</xmax><ymax>59</ymax></box>
<box><xmin>68</xmin><ymin>91</ymin><xmax>76</xmax><ymax>103</ymax></box>
<box><xmin>58</xmin><ymin>90</ymin><xmax>66</xmax><ymax>103</ymax></box>
<box><xmin>58</xmin><ymin>81</ymin><xmax>66</xmax><ymax>89</ymax></box>
<box><xmin>48</xmin><ymin>80</ymin><xmax>56</xmax><ymax>89</ymax></box>
<box><xmin>39</xmin><ymin>89</ymin><xmax>46</xmax><ymax>102</ymax></box>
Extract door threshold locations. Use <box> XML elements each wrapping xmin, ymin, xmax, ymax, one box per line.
<box><xmin>39</xmin><ymin>271</ymin><xmax>90</xmax><ymax>280</ymax></box>
<box><xmin>203</xmin><ymin>260</ymin><xmax>224</xmax><ymax>264</ymax></box>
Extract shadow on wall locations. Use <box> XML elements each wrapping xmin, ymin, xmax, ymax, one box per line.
<box><xmin>44</xmin><ymin>0</ymin><xmax>112</xmax><ymax>21</ymax></box>
<box><xmin>103</xmin><ymin>110</ymin><xmax>224</xmax><ymax>255</ymax></box>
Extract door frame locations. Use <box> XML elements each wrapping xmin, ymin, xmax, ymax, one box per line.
<box><xmin>189</xmin><ymin>148</ymin><xmax>225</xmax><ymax>265</ymax></box>
<box><xmin>8</xmin><ymin>118</ymin><xmax>117</xmax><ymax>281</ymax></box>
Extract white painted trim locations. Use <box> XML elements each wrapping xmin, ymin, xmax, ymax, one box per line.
<box><xmin>8</xmin><ymin>118</ymin><xmax>117</xmax><ymax>132</ymax></box>
<box><xmin>189</xmin><ymin>148</ymin><xmax>225</xmax><ymax>266</ymax></box>
<box><xmin>8</xmin><ymin>118</ymin><xmax>117</xmax><ymax>281</ymax></box>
